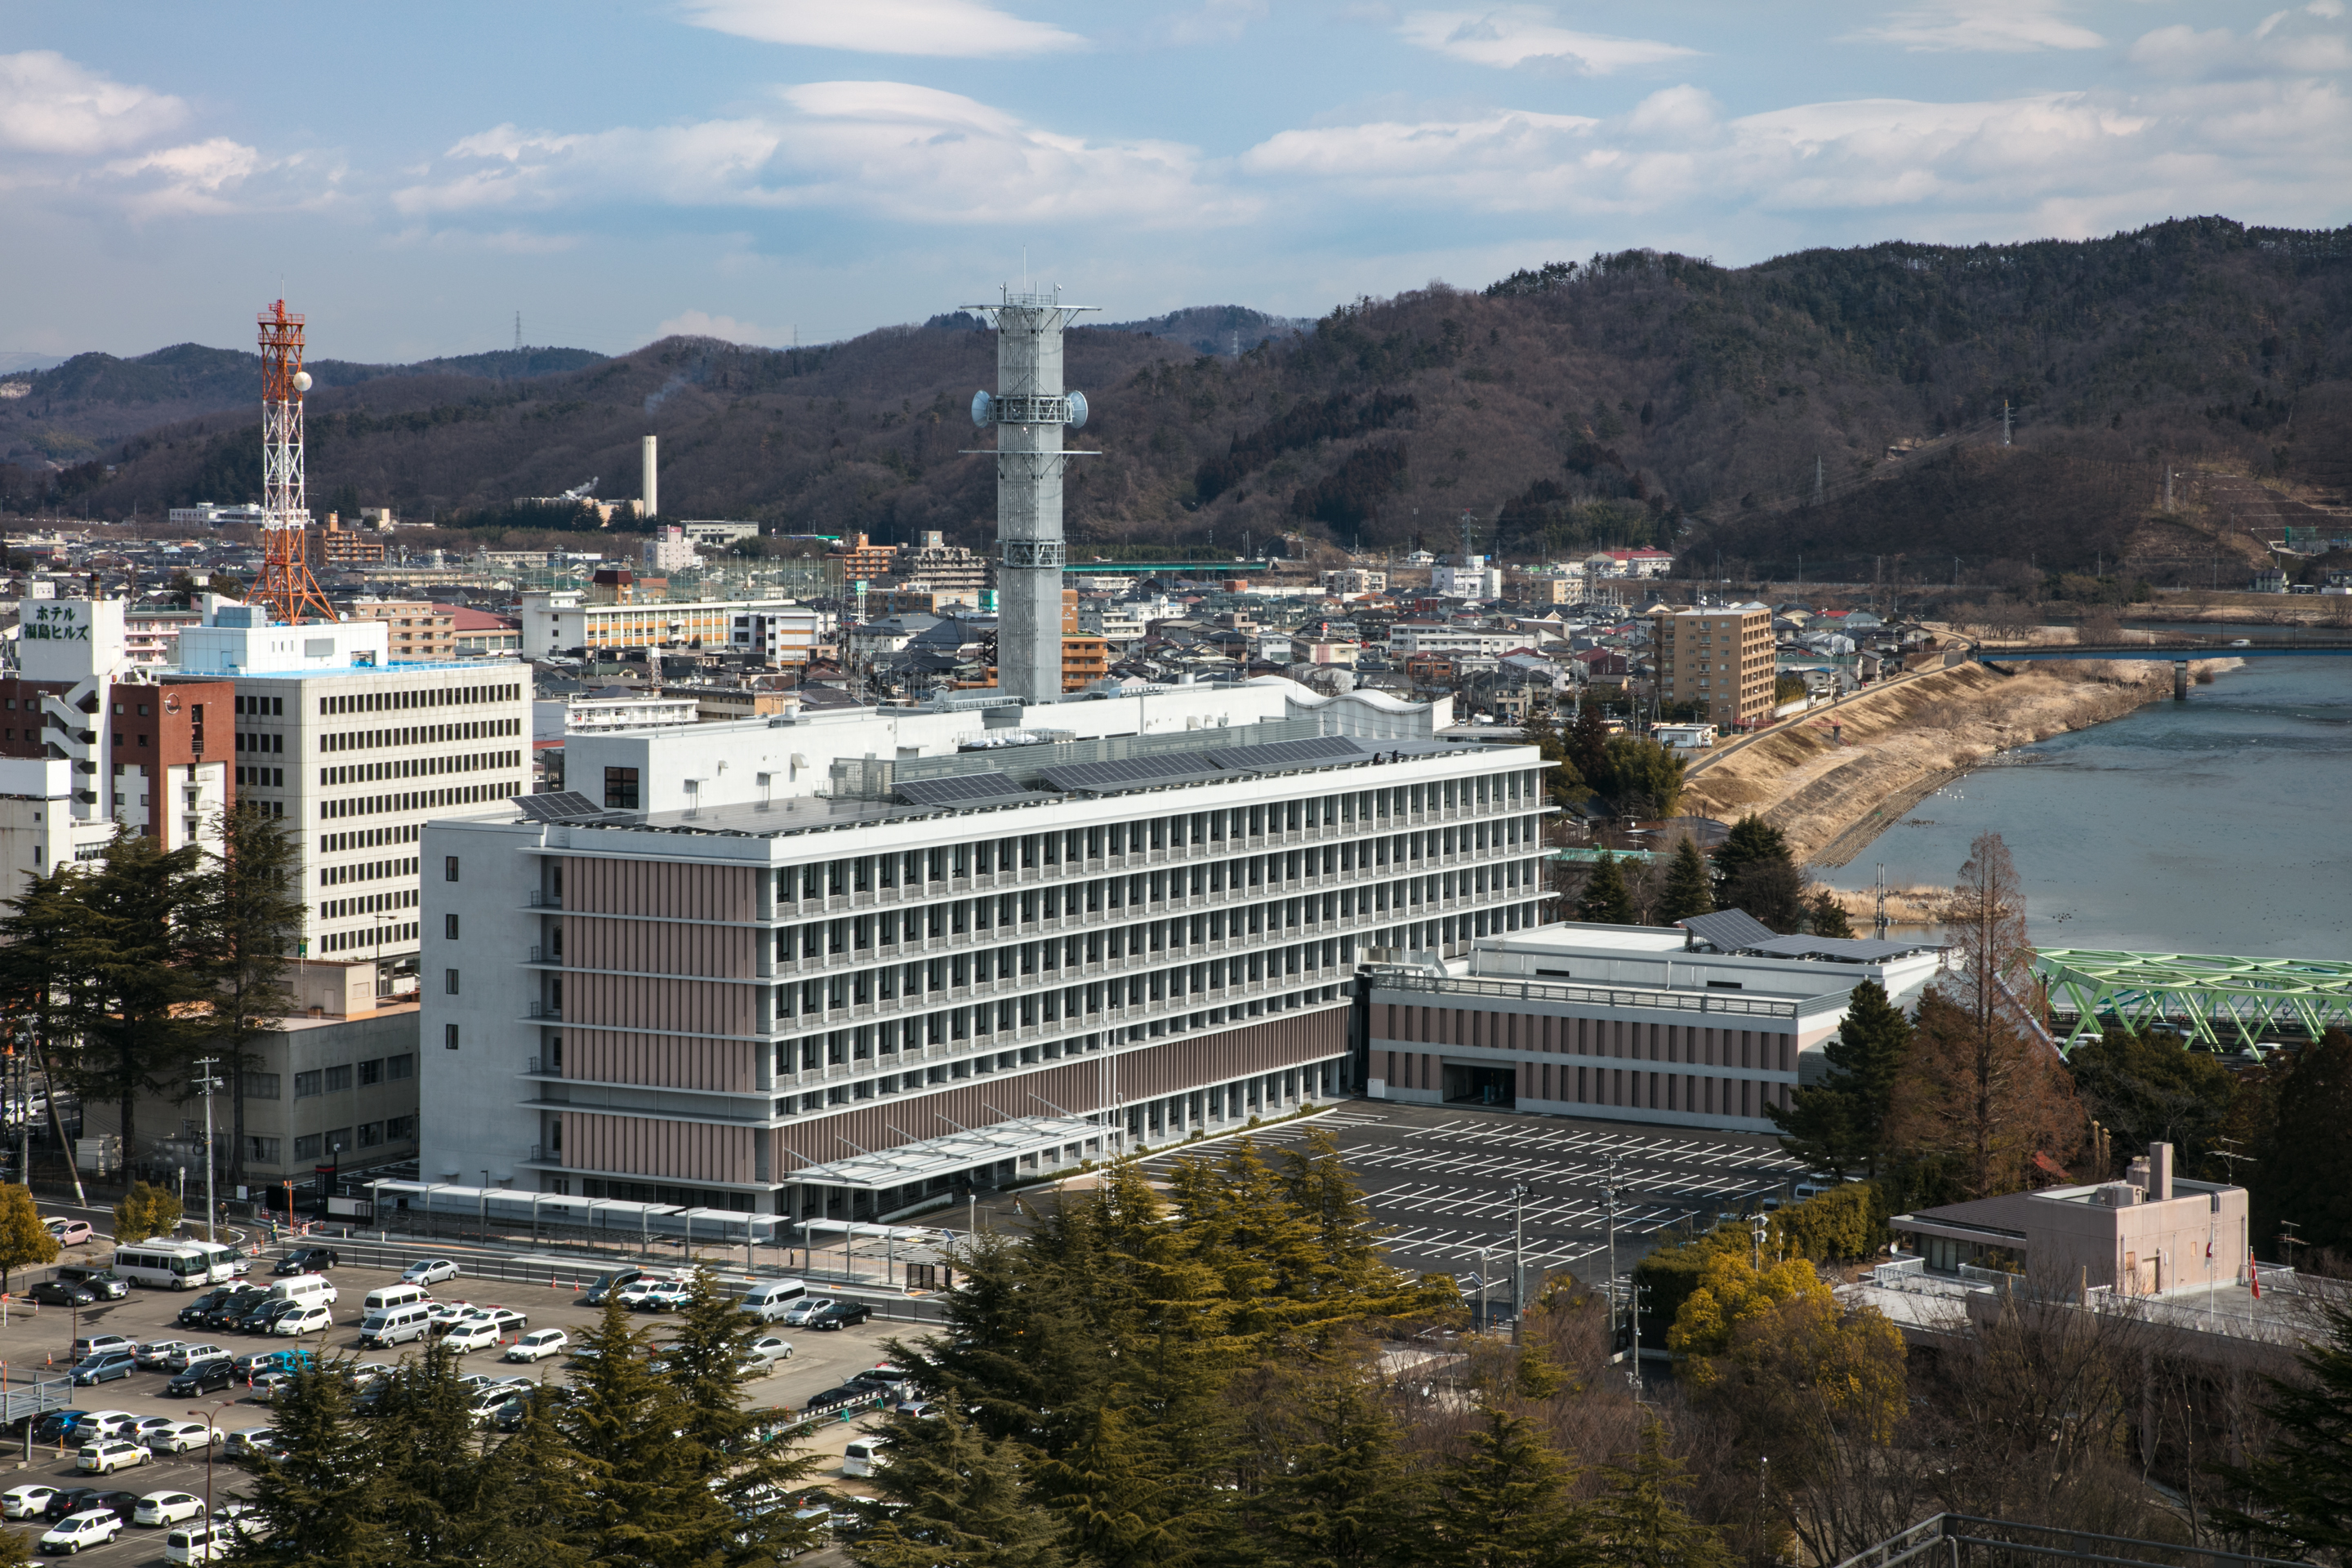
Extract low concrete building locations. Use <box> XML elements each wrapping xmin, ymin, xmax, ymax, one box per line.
<box><xmin>1365</xmin><ymin>910</ymin><xmax>1945</xmax><ymax>1131</ymax></box>
<box><xmin>1892</xmin><ymin>1143</ymin><xmax>2247</xmax><ymax>1298</ymax></box>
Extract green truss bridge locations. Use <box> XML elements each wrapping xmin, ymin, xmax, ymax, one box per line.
<box><xmin>2034</xmin><ymin>948</ymin><xmax>2352</xmax><ymax>1056</ymax></box>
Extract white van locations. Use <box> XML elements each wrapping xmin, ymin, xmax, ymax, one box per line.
<box><xmin>361</xmin><ymin>1283</ymin><xmax>427</xmax><ymax>1315</ymax></box>
<box><xmin>737</xmin><ymin>1279</ymin><xmax>808</xmax><ymax>1322</ymax></box>
<box><xmin>359</xmin><ymin>1304</ymin><xmax>433</xmax><ymax>1348</ymax></box>
<box><xmin>842</xmin><ymin>1436</ymin><xmax>891</xmax><ymax>1478</ymax></box>
<box><xmin>269</xmin><ymin>1274</ymin><xmax>337</xmax><ymax>1309</ymax></box>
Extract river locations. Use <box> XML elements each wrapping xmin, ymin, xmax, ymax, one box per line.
<box><xmin>1818</xmin><ymin>654</ymin><xmax>2352</xmax><ymax>956</ymax></box>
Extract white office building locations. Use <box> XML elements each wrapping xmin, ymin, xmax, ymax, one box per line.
<box><xmin>418</xmin><ymin>679</ymin><xmax>1552</xmax><ymax>1221</ymax></box>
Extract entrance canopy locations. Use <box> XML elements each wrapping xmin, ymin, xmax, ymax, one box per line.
<box><xmin>370</xmin><ymin>1180</ymin><xmax>782</xmax><ymax>1244</ymax></box>
<box><xmin>782</xmin><ymin>1114</ymin><xmax>1117</xmax><ymax>1193</ymax></box>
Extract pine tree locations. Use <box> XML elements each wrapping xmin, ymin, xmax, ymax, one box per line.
<box><xmin>560</xmin><ymin>1293</ymin><xmax>734</xmax><ymax>1568</ymax></box>
<box><xmin>470</xmin><ymin>1385</ymin><xmax>591</xmax><ymax>1568</ymax></box>
<box><xmin>57</xmin><ymin>830</ymin><xmax>211</xmax><ymax>1158</ymax></box>
<box><xmin>1250</xmin><ymin>1363</ymin><xmax>1424</xmax><ymax>1568</ymax></box>
<box><xmin>1770</xmin><ymin>981</ymin><xmax>1912</xmax><ymax>1178</ymax></box>
<box><xmin>0</xmin><ymin>866</ymin><xmax>96</xmax><ymax>1203</ymax></box>
<box><xmin>1530</xmin><ymin>710</ymin><xmax>1592</xmax><ymax>812</ymax></box>
<box><xmin>370</xmin><ymin>1340</ymin><xmax>503</xmax><ymax>1564</ymax></box>
<box><xmin>1430</xmin><ymin>1408</ymin><xmax>1586</xmax><ymax>1568</ymax></box>
<box><xmin>1033</xmin><ymin>1402</ymin><xmax>1197</xmax><ymax>1568</ymax></box>
<box><xmin>1567</xmin><ymin>702</ymin><xmax>1615</xmax><ymax>803</ymax></box>
<box><xmin>856</xmin><ymin>1405</ymin><xmax>1068</xmax><ymax>1568</ymax></box>
<box><xmin>1806</xmin><ymin>890</ymin><xmax>1855</xmax><ymax>938</ymax></box>
<box><xmin>662</xmin><ymin>1268</ymin><xmax>823</xmax><ymax>1560</ymax></box>
<box><xmin>1576</xmin><ymin>852</ymin><xmax>1636</xmax><ymax>924</ymax></box>
<box><xmin>2212</xmin><ymin>1297</ymin><xmax>2352</xmax><ymax>1557</ymax></box>
<box><xmin>1655</xmin><ymin>837</ymin><xmax>1713</xmax><ymax>927</ymax></box>
<box><xmin>2250</xmin><ymin>1027</ymin><xmax>2352</xmax><ymax>1254</ymax></box>
<box><xmin>1584</xmin><ymin>1423</ymin><xmax>1730</xmax><ymax>1568</ymax></box>
<box><xmin>234</xmin><ymin>1361</ymin><xmax>388</xmax><ymax>1567</ymax></box>
<box><xmin>1712</xmin><ymin>816</ymin><xmax>1805</xmax><ymax>929</ymax></box>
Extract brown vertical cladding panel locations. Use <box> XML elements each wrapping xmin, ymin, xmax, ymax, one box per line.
<box><xmin>566</xmin><ymin>1113</ymin><xmax>752</xmax><ymax>1185</ymax></box>
<box><xmin>772</xmin><ymin>1008</ymin><xmax>1348</xmax><ymax>1169</ymax></box>
<box><xmin>569</xmin><ymin>973</ymin><xmax>752</xmax><ymax>1037</ymax></box>
<box><xmin>565</xmin><ymin>856</ymin><xmax>755</xmax><ymax>925</ymax></box>
<box><xmin>567</xmin><ymin>1029</ymin><xmax>749</xmax><ymax>1092</ymax></box>
<box><xmin>570</xmin><ymin>910</ymin><xmax>754</xmax><ymax>979</ymax></box>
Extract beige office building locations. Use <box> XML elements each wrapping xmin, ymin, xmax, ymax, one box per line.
<box><xmin>1651</xmin><ymin>604</ymin><xmax>1774</xmax><ymax>730</ymax></box>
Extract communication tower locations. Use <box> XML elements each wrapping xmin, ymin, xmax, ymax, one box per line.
<box><xmin>256</xmin><ymin>299</ymin><xmax>336</xmax><ymax>626</ymax></box>
<box><xmin>965</xmin><ymin>285</ymin><xmax>1097</xmax><ymax>702</ymax></box>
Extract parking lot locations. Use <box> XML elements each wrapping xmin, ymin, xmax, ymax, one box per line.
<box><xmin>1132</xmin><ymin>1101</ymin><xmax>1805</xmax><ymax>1306</ymax></box>
<box><xmin>0</xmin><ymin>1236</ymin><xmax>916</xmax><ymax>1561</ymax></box>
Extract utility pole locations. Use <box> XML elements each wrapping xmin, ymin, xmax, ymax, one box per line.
<box><xmin>1510</xmin><ymin>1182</ymin><xmax>1529</xmax><ymax>1343</ymax></box>
<box><xmin>1874</xmin><ymin>863</ymin><xmax>1889</xmax><ymax>940</ymax></box>
<box><xmin>2002</xmin><ymin>400</ymin><xmax>2011</xmax><ymax>447</ymax></box>
<box><xmin>1477</xmin><ymin>1246</ymin><xmax>1492</xmax><ymax>1334</ymax></box>
<box><xmin>1813</xmin><ymin>456</ymin><xmax>1823</xmax><ymax>506</ymax></box>
<box><xmin>191</xmin><ymin>1058</ymin><xmax>224</xmax><ymax>1245</ymax></box>
<box><xmin>1603</xmin><ymin>1155</ymin><xmax>1620</xmax><ymax>1348</ymax></box>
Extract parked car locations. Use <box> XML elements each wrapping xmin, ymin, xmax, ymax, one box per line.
<box><xmin>133</xmin><ymin>1339</ymin><xmax>189</xmax><ymax>1370</ymax></box>
<box><xmin>439</xmin><ymin>1321</ymin><xmax>501</xmax><ymax>1355</ymax></box>
<box><xmin>70</xmin><ymin>1354</ymin><xmax>136</xmax><ymax>1387</ymax></box>
<box><xmin>129</xmin><ymin>1418</ymin><xmax>184</xmax><ymax>1446</ymax></box>
<box><xmin>68</xmin><ymin>1335</ymin><xmax>135</xmax><ymax>1361</ymax></box>
<box><xmin>74</xmin><ymin>1414</ymin><xmax>140</xmax><ymax>1441</ymax></box>
<box><xmin>220</xmin><ymin>1296</ymin><xmax>280</xmax><ymax>1334</ymax></box>
<box><xmin>163</xmin><ymin>1343</ymin><xmax>229</xmax><ymax>1373</ymax></box>
<box><xmin>164</xmin><ymin>1361</ymin><xmax>236</xmax><ymax>1399</ymax></box>
<box><xmin>463</xmin><ymin>1306</ymin><xmax>528</xmax><ymax>1335</ymax></box>
<box><xmin>76</xmin><ymin>1441</ymin><xmax>148</xmax><ymax>1476</ymax></box>
<box><xmin>40</xmin><ymin>1490</ymin><xmax>106</xmax><ymax>1524</ymax></box>
<box><xmin>247</xmin><ymin>1372</ymin><xmax>298</xmax><ymax>1403</ymax></box>
<box><xmin>231</xmin><ymin>1347</ymin><xmax>314</xmax><ymax>1379</ymax></box>
<box><xmin>27</xmin><ymin>1280</ymin><xmax>95</xmax><ymax>1308</ymax></box>
<box><xmin>42</xmin><ymin>1218</ymin><xmax>93</xmax><ymax>1248</ymax></box>
<box><xmin>777</xmin><ymin>1297</ymin><xmax>834</xmax><ymax>1327</ymax></box>
<box><xmin>28</xmin><ymin>1412</ymin><xmax>87</xmax><ymax>1447</ymax></box>
<box><xmin>245</xmin><ymin>1300</ymin><xmax>303</xmax><ymax>1334</ymax></box>
<box><xmin>52</xmin><ymin>1266</ymin><xmax>126</xmax><ymax>1301</ymax></box>
<box><xmin>630</xmin><ymin>1280</ymin><xmax>692</xmax><ymax>1313</ymax></box>
<box><xmin>400</xmin><ymin>1259</ymin><xmax>461</xmax><ymax>1285</ymax></box>
<box><xmin>0</xmin><ymin>1486</ymin><xmax>58</xmax><ymax>1519</ymax></box>
<box><xmin>582</xmin><ymin>1267</ymin><xmax>648</xmax><ymax>1305</ymax></box>
<box><xmin>504</xmin><ymin>1329</ymin><xmax>568</xmax><ymax>1362</ymax></box>
<box><xmin>744</xmin><ymin>1335</ymin><xmax>794</xmax><ymax>1365</ymax></box>
<box><xmin>204</xmin><ymin>1289</ymin><xmax>270</xmax><ymax>1330</ymax></box>
<box><xmin>273</xmin><ymin>1247</ymin><xmax>337</xmax><ymax>1275</ymax></box>
<box><xmin>132</xmin><ymin>1492</ymin><xmax>206</xmax><ymax>1527</ymax></box>
<box><xmin>271</xmin><ymin>1304</ymin><xmax>332</xmax><ymax>1337</ymax></box>
<box><xmin>221</xmin><ymin>1429</ymin><xmax>279</xmax><ymax>1461</ymax></box>
<box><xmin>39</xmin><ymin>1509</ymin><xmax>121</xmax><ymax>1554</ymax></box>
<box><xmin>806</xmin><ymin>1300</ymin><xmax>874</xmax><ymax>1331</ymax></box>
<box><xmin>145</xmin><ymin>1422</ymin><xmax>222</xmax><ymax>1456</ymax></box>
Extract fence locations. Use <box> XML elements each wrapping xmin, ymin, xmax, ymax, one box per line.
<box><xmin>1834</xmin><ymin>1513</ymin><xmax>2308</xmax><ymax>1568</ymax></box>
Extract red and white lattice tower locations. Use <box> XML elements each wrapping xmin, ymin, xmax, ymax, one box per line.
<box><xmin>256</xmin><ymin>299</ymin><xmax>336</xmax><ymax>626</ymax></box>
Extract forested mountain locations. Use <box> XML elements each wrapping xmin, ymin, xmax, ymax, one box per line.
<box><xmin>12</xmin><ymin>216</ymin><xmax>2350</xmax><ymax>583</ymax></box>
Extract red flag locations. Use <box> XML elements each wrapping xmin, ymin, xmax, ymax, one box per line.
<box><xmin>2250</xmin><ymin>1248</ymin><xmax>2261</xmax><ymax>1299</ymax></box>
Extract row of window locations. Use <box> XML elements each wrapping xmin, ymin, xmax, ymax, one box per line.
<box><xmin>322</xmin><ymin>719</ymin><xmax>520</xmax><ymax>753</ymax></box>
<box><xmin>320</xmin><ymin>920</ymin><xmax>416</xmax><ymax>953</ymax></box>
<box><xmin>288</xmin><ymin>1056</ymin><xmax>416</xmax><ymax>1098</ymax></box>
<box><xmin>774</xmin><ymin>788</ymin><xmax>1542</xmax><ymax>902</ymax></box>
<box><xmin>240</xmin><ymin>1118</ymin><xmax>416</xmax><ymax>1166</ymax></box>
<box><xmin>322</xmin><ymin>750</ymin><xmax>515</xmax><ymax>786</ymax></box>
<box><xmin>318</xmin><ymin>683</ymin><xmax>521</xmax><ymax>715</ymax></box>
<box><xmin>323</xmin><ymin>781</ymin><xmax>520</xmax><ymax>819</ymax></box>
<box><xmin>234</xmin><ymin>695</ymin><xmax>285</xmax><ymax>716</ymax></box>
<box><xmin>236</xmin><ymin>767</ymin><xmax>283</xmax><ymax>787</ymax></box>
<box><xmin>320</xmin><ymin>888</ymin><xmax>418</xmax><ymax>920</ymax></box>
<box><xmin>322</xmin><ymin>825</ymin><xmax>419</xmax><ymax>854</ymax></box>
<box><xmin>236</xmin><ymin>731</ymin><xmax>283</xmax><ymax>755</ymax></box>
<box><xmin>322</xmin><ymin>858</ymin><xmax>416</xmax><ymax>888</ymax></box>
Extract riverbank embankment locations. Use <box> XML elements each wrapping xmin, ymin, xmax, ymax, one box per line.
<box><xmin>1682</xmin><ymin>652</ymin><xmax>2238</xmax><ymax>867</ymax></box>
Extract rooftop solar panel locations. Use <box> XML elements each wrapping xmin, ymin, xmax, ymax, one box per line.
<box><xmin>896</xmin><ymin>771</ymin><xmax>1031</xmax><ymax>806</ymax></box>
<box><xmin>1208</xmin><ymin>736</ymin><xmax>1365</xmax><ymax>771</ymax></box>
<box><xmin>516</xmin><ymin>791</ymin><xmax>607</xmax><ymax>822</ymax></box>
<box><xmin>1679</xmin><ymin>908</ymin><xmax>1780</xmax><ymax>952</ymax></box>
<box><xmin>1039</xmin><ymin>755</ymin><xmax>1232</xmax><ymax>794</ymax></box>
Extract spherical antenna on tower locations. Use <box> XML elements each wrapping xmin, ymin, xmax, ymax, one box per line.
<box><xmin>292</xmin><ymin>371</ymin><xmax>313</xmax><ymax>394</ymax></box>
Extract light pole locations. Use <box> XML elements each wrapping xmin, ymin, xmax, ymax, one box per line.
<box><xmin>191</xmin><ymin>1399</ymin><xmax>235</xmax><ymax>1520</ymax></box>
<box><xmin>1602</xmin><ymin>1156</ymin><xmax>1620</xmax><ymax>1348</ymax></box>
<box><xmin>1477</xmin><ymin>1246</ymin><xmax>1491</xmax><ymax>1333</ymax></box>
<box><xmin>192</xmin><ymin>1058</ymin><xmax>223</xmax><ymax>1245</ymax></box>
<box><xmin>1510</xmin><ymin>1183</ymin><xmax>1529</xmax><ymax>1344</ymax></box>
<box><xmin>480</xmin><ymin>1171</ymin><xmax>490</xmax><ymax>1245</ymax></box>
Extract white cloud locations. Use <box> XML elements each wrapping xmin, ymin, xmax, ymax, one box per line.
<box><xmin>1397</xmin><ymin>8</ymin><xmax>1699</xmax><ymax>73</ymax></box>
<box><xmin>398</xmin><ymin>82</ymin><xmax>1242</xmax><ymax>228</ymax></box>
<box><xmin>2128</xmin><ymin>14</ymin><xmax>2352</xmax><ymax>79</ymax></box>
<box><xmin>1851</xmin><ymin>1</ymin><xmax>2105</xmax><ymax>53</ymax></box>
<box><xmin>654</xmin><ymin>309</ymin><xmax>780</xmax><ymax>344</ymax></box>
<box><xmin>679</xmin><ymin>0</ymin><xmax>1083</xmax><ymax>57</ymax></box>
<box><xmin>0</xmin><ymin>51</ymin><xmax>186</xmax><ymax>154</ymax></box>
<box><xmin>99</xmin><ymin>137</ymin><xmax>264</xmax><ymax>215</ymax></box>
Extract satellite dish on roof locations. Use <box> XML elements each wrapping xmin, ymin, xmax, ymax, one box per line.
<box><xmin>970</xmin><ymin>390</ymin><xmax>993</xmax><ymax>427</ymax></box>
<box><xmin>1067</xmin><ymin>390</ymin><xmax>1088</xmax><ymax>430</ymax></box>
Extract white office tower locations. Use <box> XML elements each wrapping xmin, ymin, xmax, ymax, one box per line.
<box><xmin>970</xmin><ymin>288</ymin><xmax>1092</xmax><ymax>702</ymax></box>
<box><xmin>640</xmin><ymin>435</ymin><xmax>658</xmax><ymax>520</ymax></box>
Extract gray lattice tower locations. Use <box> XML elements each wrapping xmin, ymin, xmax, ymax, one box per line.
<box><xmin>969</xmin><ymin>287</ymin><xmax>1094</xmax><ymax>702</ymax></box>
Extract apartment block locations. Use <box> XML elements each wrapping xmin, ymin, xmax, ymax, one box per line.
<box><xmin>341</xmin><ymin>599</ymin><xmax>457</xmax><ymax>662</ymax></box>
<box><xmin>1651</xmin><ymin>604</ymin><xmax>1775</xmax><ymax>730</ymax></box>
<box><xmin>420</xmin><ymin>682</ymin><xmax>1551</xmax><ymax>1222</ymax></box>
<box><xmin>520</xmin><ymin>590</ymin><xmax>824</xmax><ymax>661</ymax></box>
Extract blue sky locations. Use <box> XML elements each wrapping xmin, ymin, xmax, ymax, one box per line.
<box><xmin>2</xmin><ymin>0</ymin><xmax>2345</xmax><ymax>362</ymax></box>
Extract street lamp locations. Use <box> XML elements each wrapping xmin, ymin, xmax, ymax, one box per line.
<box><xmin>190</xmin><ymin>1398</ymin><xmax>236</xmax><ymax>1520</ymax></box>
<box><xmin>1509</xmin><ymin>1183</ymin><xmax>1530</xmax><ymax>1344</ymax></box>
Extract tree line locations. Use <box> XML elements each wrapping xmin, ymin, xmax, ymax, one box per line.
<box><xmin>0</xmin><ymin>811</ymin><xmax>305</xmax><ymax>1188</ymax></box>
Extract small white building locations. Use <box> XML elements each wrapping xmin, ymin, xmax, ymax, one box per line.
<box><xmin>1653</xmin><ymin>722</ymin><xmax>1717</xmax><ymax>752</ymax></box>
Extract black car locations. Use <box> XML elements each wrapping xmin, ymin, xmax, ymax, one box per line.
<box><xmin>164</xmin><ymin>1359</ymin><xmax>237</xmax><ymax>1397</ymax></box>
<box><xmin>800</xmin><ymin>1383</ymin><xmax>878</xmax><ymax>1416</ymax></box>
<box><xmin>51</xmin><ymin>1265</ymin><xmax>127</xmax><ymax>1301</ymax></box>
<box><xmin>83</xmin><ymin>1491</ymin><xmax>141</xmax><ymax>1525</ymax></box>
<box><xmin>807</xmin><ymin>1300</ymin><xmax>873</xmax><ymax>1331</ymax></box>
<box><xmin>42</xmin><ymin>1488</ymin><xmax>105</xmax><ymax>1523</ymax></box>
<box><xmin>246</xmin><ymin>1300</ymin><xmax>302</xmax><ymax>1334</ymax></box>
<box><xmin>180</xmin><ymin>1288</ymin><xmax>237</xmax><ymax>1328</ymax></box>
<box><xmin>582</xmin><ymin>1267</ymin><xmax>648</xmax><ymax>1305</ymax></box>
<box><xmin>273</xmin><ymin>1247</ymin><xmax>337</xmax><ymax>1275</ymax></box>
<box><xmin>222</xmin><ymin>1294</ymin><xmax>281</xmax><ymax>1333</ymax></box>
<box><xmin>26</xmin><ymin>1279</ymin><xmax>96</xmax><ymax>1308</ymax></box>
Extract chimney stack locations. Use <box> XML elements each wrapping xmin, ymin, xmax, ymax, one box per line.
<box><xmin>641</xmin><ymin>434</ymin><xmax>658</xmax><ymax>521</ymax></box>
<box><xmin>2148</xmin><ymin>1142</ymin><xmax>2173</xmax><ymax>1200</ymax></box>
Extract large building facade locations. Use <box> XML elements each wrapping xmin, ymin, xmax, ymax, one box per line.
<box><xmin>1652</xmin><ymin>604</ymin><xmax>1775</xmax><ymax>731</ymax></box>
<box><xmin>420</xmin><ymin>683</ymin><xmax>1550</xmax><ymax>1222</ymax></box>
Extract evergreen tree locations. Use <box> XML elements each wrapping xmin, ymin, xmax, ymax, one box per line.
<box><xmin>1250</xmin><ymin>1364</ymin><xmax>1424</xmax><ymax>1568</ymax></box>
<box><xmin>1712</xmin><ymin>817</ymin><xmax>1795</xmax><ymax>913</ymax></box>
<box><xmin>1429</xmin><ymin>1407</ymin><xmax>1586</xmax><ymax>1568</ymax></box>
<box><xmin>1583</xmin><ymin>1423</ymin><xmax>1730</xmax><ymax>1568</ymax></box>
<box><xmin>0</xmin><ymin>865</ymin><xmax>100</xmax><ymax>1202</ymax></box>
<box><xmin>1806</xmin><ymin>890</ymin><xmax>1855</xmax><ymax>938</ymax></box>
<box><xmin>1033</xmin><ymin>1403</ymin><xmax>1199</xmax><ymax>1568</ymax></box>
<box><xmin>1601</xmin><ymin>735</ymin><xmax>1686</xmax><ymax>819</ymax></box>
<box><xmin>2250</xmin><ymin>1027</ymin><xmax>2352</xmax><ymax>1255</ymax></box>
<box><xmin>470</xmin><ymin>1388</ymin><xmax>591</xmax><ymax>1568</ymax></box>
<box><xmin>370</xmin><ymin>1341</ymin><xmax>501</xmax><ymax>1566</ymax></box>
<box><xmin>1575</xmin><ymin>853</ymin><xmax>1636</xmax><ymax>925</ymax></box>
<box><xmin>233</xmin><ymin>1362</ymin><xmax>387</xmax><ymax>1567</ymax></box>
<box><xmin>1567</xmin><ymin>702</ymin><xmax>1615</xmax><ymax>803</ymax></box>
<box><xmin>1529</xmin><ymin>710</ymin><xmax>1592</xmax><ymax>812</ymax></box>
<box><xmin>560</xmin><ymin>1293</ymin><xmax>735</xmax><ymax>1568</ymax></box>
<box><xmin>662</xmin><ymin>1268</ymin><xmax>822</xmax><ymax>1559</ymax></box>
<box><xmin>59</xmin><ymin>830</ymin><xmax>211</xmax><ymax>1157</ymax></box>
<box><xmin>2212</xmin><ymin>1297</ymin><xmax>2352</xmax><ymax>1557</ymax></box>
<box><xmin>855</xmin><ymin>1406</ymin><xmax>1068</xmax><ymax>1568</ymax></box>
<box><xmin>1655</xmin><ymin>837</ymin><xmax>1713</xmax><ymax>927</ymax></box>
<box><xmin>1770</xmin><ymin>982</ymin><xmax>1912</xmax><ymax>1178</ymax></box>
<box><xmin>194</xmin><ymin>808</ymin><xmax>305</xmax><ymax>1189</ymax></box>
